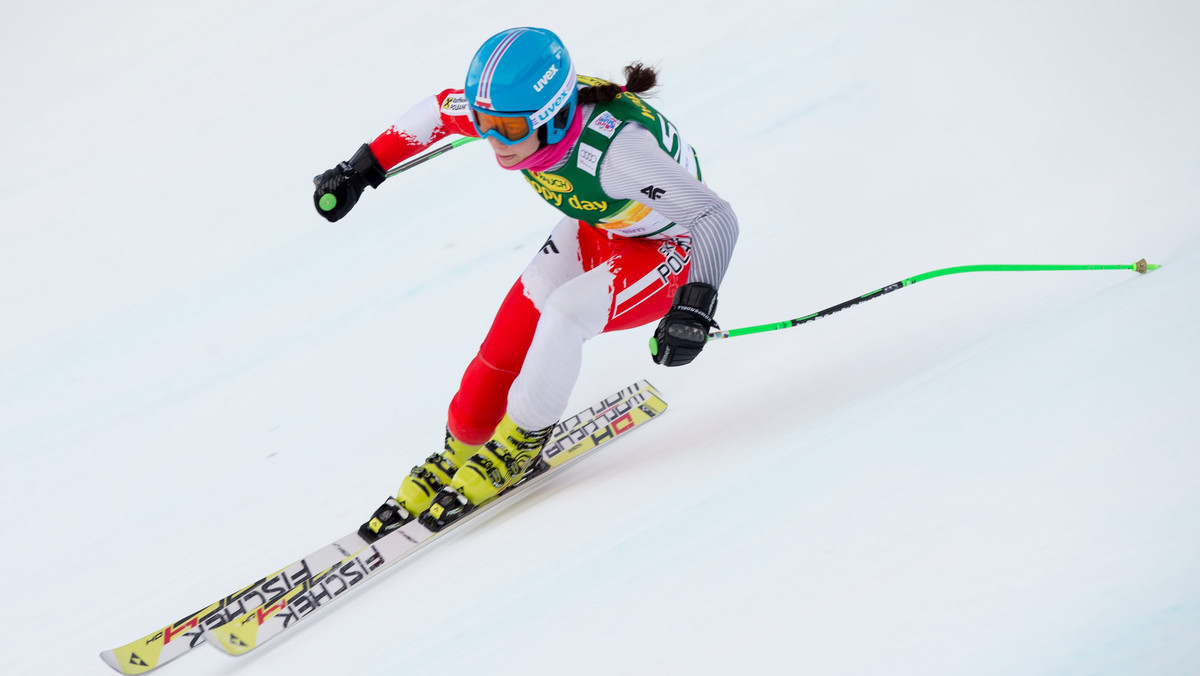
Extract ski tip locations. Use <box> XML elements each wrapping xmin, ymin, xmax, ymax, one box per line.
<box><xmin>638</xmin><ymin>380</ymin><xmax>667</xmax><ymax>406</ymax></box>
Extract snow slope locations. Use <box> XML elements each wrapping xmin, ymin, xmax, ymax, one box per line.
<box><xmin>2</xmin><ymin>1</ymin><xmax>1199</xmax><ymax>674</ymax></box>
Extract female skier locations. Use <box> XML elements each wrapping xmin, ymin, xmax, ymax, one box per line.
<box><xmin>313</xmin><ymin>27</ymin><xmax>738</xmax><ymax>535</ymax></box>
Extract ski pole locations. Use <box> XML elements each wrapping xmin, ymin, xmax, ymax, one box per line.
<box><xmin>707</xmin><ymin>259</ymin><xmax>1160</xmax><ymax>342</ymax></box>
<box><xmin>317</xmin><ymin>136</ymin><xmax>480</xmax><ymax>213</ymax></box>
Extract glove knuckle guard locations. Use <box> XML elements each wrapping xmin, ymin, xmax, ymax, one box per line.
<box><xmin>312</xmin><ymin>144</ymin><xmax>386</xmax><ymax>222</ymax></box>
<box><xmin>651</xmin><ymin>282</ymin><xmax>719</xmax><ymax>367</ymax></box>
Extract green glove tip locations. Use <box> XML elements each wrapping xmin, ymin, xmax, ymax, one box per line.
<box><xmin>318</xmin><ymin>193</ymin><xmax>338</xmax><ymax>212</ymax></box>
<box><xmin>649</xmin><ymin>337</ymin><xmax>659</xmax><ymax>356</ymax></box>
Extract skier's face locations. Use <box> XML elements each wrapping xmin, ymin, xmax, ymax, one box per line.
<box><xmin>487</xmin><ymin>133</ymin><xmax>540</xmax><ymax>168</ymax></box>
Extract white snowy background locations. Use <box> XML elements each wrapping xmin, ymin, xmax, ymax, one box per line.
<box><xmin>2</xmin><ymin>0</ymin><xmax>1199</xmax><ymax>674</ymax></box>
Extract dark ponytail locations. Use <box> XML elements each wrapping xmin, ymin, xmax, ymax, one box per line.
<box><xmin>578</xmin><ymin>62</ymin><xmax>659</xmax><ymax>104</ymax></box>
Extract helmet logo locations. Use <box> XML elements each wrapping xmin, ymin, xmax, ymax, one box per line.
<box><xmin>530</xmin><ymin>63</ymin><xmax>577</xmax><ymax>129</ymax></box>
<box><xmin>534</xmin><ymin>88</ymin><xmax>570</xmax><ymax>125</ymax></box>
<box><xmin>533</xmin><ymin>65</ymin><xmax>559</xmax><ymax>93</ymax></box>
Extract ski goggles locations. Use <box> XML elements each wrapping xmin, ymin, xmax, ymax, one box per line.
<box><xmin>471</xmin><ymin>109</ymin><xmax>537</xmax><ymax>145</ymax></box>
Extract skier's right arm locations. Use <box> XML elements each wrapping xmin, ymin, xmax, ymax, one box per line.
<box><xmin>313</xmin><ymin>90</ymin><xmax>477</xmax><ymax>222</ymax></box>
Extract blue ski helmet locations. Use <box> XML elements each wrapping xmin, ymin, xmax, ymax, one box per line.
<box><xmin>464</xmin><ymin>27</ymin><xmax>578</xmax><ymax>146</ymax></box>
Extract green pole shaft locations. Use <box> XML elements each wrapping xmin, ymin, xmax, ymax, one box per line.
<box><xmin>318</xmin><ymin>137</ymin><xmax>480</xmax><ymax>212</ymax></box>
<box><xmin>384</xmin><ymin>136</ymin><xmax>480</xmax><ymax>179</ymax></box>
<box><xmin>707</xmin><ymin>260</ymin><xmax>1159</xmax><ymax>342</ymax></box>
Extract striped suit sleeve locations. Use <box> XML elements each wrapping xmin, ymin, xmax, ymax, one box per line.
<box><xmin>598</xmin><ymin>124</ymin><xmax>739</xmax><ymax>287</ymax></box>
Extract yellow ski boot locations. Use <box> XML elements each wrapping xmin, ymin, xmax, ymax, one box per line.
<box><xmin>419</xmin><ymin>415</ymin><xmax>554</xmax><ymax>531</ymax></box>
<box><xmin>358</xmin><ymin>430</ymin><xmax>480</xmax><ymax>542</ymax></box>
<box><xmin>396</xmin><ymin>431</ymin><xmax>480</xmax><ymax>515</ymax></box>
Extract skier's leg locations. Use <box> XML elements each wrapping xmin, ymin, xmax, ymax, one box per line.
<box><xmin>444</xmin><ymin>280</ymin><xmax>541</xmax><ymax>445</ymax></box>
<box><xmin>505</xmin><ymin>234</ymin><xmax>691</xmax><ymax>426</ymax></box>
<box><xmin>446</xmin><ymin>216</ymin><xmax>589</xmax><ymax>443</ymax></box>
<box><xmin>449</xmin><ymin>229</ymin><xmax>692</xmax><ymax>507</ymax></box>
<box><xmin>387</xmin><ymin>217</ymin><xmax>586</xmax><ymax>523</ymax></box>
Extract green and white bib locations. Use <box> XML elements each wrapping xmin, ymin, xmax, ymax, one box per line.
<box><xmin>521</xmin><ymin>76</ymin><xmax>702</xmax><ymax>238</ymax></box>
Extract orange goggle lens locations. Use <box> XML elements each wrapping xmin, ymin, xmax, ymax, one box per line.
<box><xmin>473</xmin><ymin>110</ymin><xmax>534</xmax><ymax>144</ymax></box>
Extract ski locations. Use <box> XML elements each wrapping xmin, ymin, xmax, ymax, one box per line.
<box><xmin>204</xmin><ymin>382</ymin><xmax>668</xmax><ymax>658</ymax></box>
<box><xmin>100</xmin><ymin>379</ymin><xmax>664</xmax><ymax>674</ymax></box>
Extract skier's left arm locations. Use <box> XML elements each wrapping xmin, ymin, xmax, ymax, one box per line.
<box><xmin>313</xmin><ymin>90</ymin><xmax>477</xmax><ymax>222</ymax></box>
<box><xmin>598</xmin><ymin>125</ymin><xmax>740</xmax><ymax>366</ymax></box>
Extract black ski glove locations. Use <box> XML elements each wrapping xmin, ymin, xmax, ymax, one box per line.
<box><xmin>650</xmin><ymin>282</ymin><xmax>719</xmax><ymax>367</ymax></box>
<box><xmin>313</xmin><ymin>143</ymin><xmax>387</xmax><ymax>222</ymax></box>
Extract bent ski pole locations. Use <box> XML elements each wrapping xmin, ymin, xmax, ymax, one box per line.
<box><xmin>317</xmin><ymin>137</ymin><xmax>480</xmax><ymax>212</ymax></box>
<box><xmin>708</xmin><ymin>259</ymin><xmax>1160</xmax><ymax>342</ymax></box>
